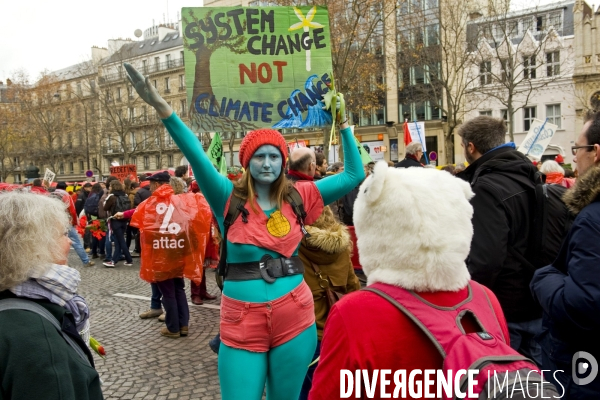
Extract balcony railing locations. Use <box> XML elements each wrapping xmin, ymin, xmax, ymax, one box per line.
<box><xmin>99</xmin><ymin>59</ymin><xmax>184</xmax><ymax>83</ymax></box>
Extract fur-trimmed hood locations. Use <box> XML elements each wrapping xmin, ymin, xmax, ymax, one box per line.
<box><xmin>563</xmin><ymin>165</ymin><xmax>600</xmax><ymax>215</ymax></box>
<box><xmin>354</xmin><ymin>162</ymin><xmax>474</xmax><ymax>292</ymax></box>
<box><xmin>300</xmin><ymin>207</ymin><xmax>352</xmax><ymax>264</ymax></box>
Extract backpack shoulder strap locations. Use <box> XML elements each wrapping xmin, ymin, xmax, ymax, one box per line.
<box><xmin>363</xmin><ymin>286</ymin><xmax>447</xmax><ymax>358</ymax></box>
<box><xmin>286</xmin><ymin>186</ymin><xmax>310</xmax><ymax>238</ymax></box>
<box><xmin>217</xmin><ymin>195</ymin><xmax>249</xmax><ymax>278</ymax></box>
<box><xmin>0</xmin><ymin>298</ymin><xmax>91</xmax><ymax>367</ymax></box>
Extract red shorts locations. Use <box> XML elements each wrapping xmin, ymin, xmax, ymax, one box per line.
<box><xmin>220</xmin><ymin>281</ymin><xmax>315</xmax><ymax>352</ymax></box>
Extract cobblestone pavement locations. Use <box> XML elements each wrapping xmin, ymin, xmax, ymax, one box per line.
<box><xmin>68</xmin><ymin>250</ymin><xmax>223</xmax><ymax>400</ymax></box>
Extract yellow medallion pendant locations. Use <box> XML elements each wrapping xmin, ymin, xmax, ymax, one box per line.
<box><xmin>267</xmin><ymin>210</ymin><xmax>291</xmax><ymax>237</ymax></box>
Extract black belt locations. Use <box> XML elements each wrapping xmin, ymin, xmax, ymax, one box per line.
<box><xmin>225</xmin><ymin>256</ymin><xmax>304</xmax><ymax>283</ymax></box>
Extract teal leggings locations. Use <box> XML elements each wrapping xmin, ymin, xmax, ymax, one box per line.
<box><xmin>218</xmin><ymin>324</ymin><xmax>317</xmax><ymax>400</ymax></box>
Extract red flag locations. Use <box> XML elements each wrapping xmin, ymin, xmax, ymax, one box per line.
<box><xmin>403</xmin><ymin>119</ymin><xmax>412</xmax><ymax>146</ymax></box>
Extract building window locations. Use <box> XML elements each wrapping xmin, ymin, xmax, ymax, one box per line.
<box><xmin>155</xmin><ymin>155</ymin><xmax>161</xmax><ymax>168</ymax></box>
<box><xmin>411</xmin><ymin>28</ymin><xmax>424</xmax><ymax>48</ymax></box>
<box><xmin>165</xmin><ymin>77</ymin><xmax>170</xmax><ymax>92</ymax></box>
<box><xmin>117</xmin><ymin>87</ymin><xmax>122</xmax><ymax>101</ymax></box>
<box><xmin>546</xmin><ymin>51</ymin><xmax>560</xmax><ymax>76</ymax></box>
<box><xmin>411</xmin><ymin>66</ymin><xmax>426</xmax><ymax>85</ymax></box>
<box><xmin>480</xmin><ymin>110</ymin><xmax>492</xmax><ymax>116</ymax></box>
<box><xmin>128</xmin><ymin>85</ymin><xmax>134</xmax><ymax>98</ymax></box>
<box><xmin>142</xmin><ymin>59</ymin><xmax>148</xmax><ymax>74</ymax></box>
<box><xmin>130</xmin><ymin>132</ymin><xmax>137</xmax><ymax>150</ymax></box>
<box><xmin>59</xmin><ymin>163</ymin><xmax>65</xmax><ymax>174</ymax></box>
<box><xmin>479</xmin><ymin>61</ymin><xmax>492</xmax><ymax>86</ymax></box>
<box><xmin>153</xmin><ymin>79</ymin><xmax>158</xmax><ymax>89</ymax></box>
<box><xmin>501</xmin><ymin>109</ymin><xmax>510</xmax><ymax>123</ymax></box>
<box><xmin>524</xmin><ymin>106</ymin><xmax>536</xmax><ymax>131</ymax></box>
<box><xmin>154</xmin><ymin>57</ymin><xmax>160</xmax><ymax>68</ymax></box>
<box><xmin>77</xmin><ymin>83</ymin><xmax>82</xmax><ymax>96</ymax></box>
<box><xmin>79</xmin><ymin>161</ymin><xmax>84</xmax><ymax>173</ymax></box>
<box><xmin>144</xmin><ymin>156</ymin><xmax>149</xmax><ymax>168</ymax></box>
<box><xmin>179</xmin><ymin>74</ymin><xmax>185</xmax><ymax>89</ymax></box>
<box><xmin>93</xmin><ymin>158</ymin><xmax>97</xmax><ymax>168</ymax></box>
<box><xmin>522</xmin><ymin>17</ymin><xmax>533</xmax><ymax>33</ymax></box>
<box><xmin>168</xmin><ymin>154</ymin><xmax>174</xmax><ymax>167</ymax></box>
<box><xmin>142</xmin><ymin>106</ymin><xmax>147</xmax><ymax>122</ymax></box>
<box><xmin>546</xmin><ymin>104</ymin><xmax>561</xmax><ymax>128</ymax></box>
<box><xmin>180</xmin><ymin>99</ymin><xmax>187</xmax><ymax>117</ymax></box>
<box><xmin>548</xmin><ymin>12</ymin><xmax>562</xmax><ymax>31</ymax></box>
<box><xmin>129</xmin><ymin>107</ymin><xmax>135</xmax><ymax>122</ymax></box>
<box><xmin>180</xmin><ymin>51</ymin><xmax>184</xmax><ymax>61</ymax></box>
<box><xmin>523</xmin><ymin>56</ymin><xmax>536</xmax><ymax>79</ymax></box>
<box><xmin>142</xmin><ymin>131</ymin><xmax>148</xmax><ymax>148</ymax></box>
<box><xmin>425</xmin><ymin>24</ymin><xmax>439</xmax><ymax>46</ymax></box>
<box><xmin>166</xmin><ymin>54</ymin><xmax>171</xmax><ymax>67</ymax></box>
<box><xmin>69</xmin><ymin>162</ymin><xmax>74</xmax><ymax>174</ymax></box>
<box><xmin>131</xmin><ymin>157</ymin><xmax>137</xmax><ymax>166</ymax></box>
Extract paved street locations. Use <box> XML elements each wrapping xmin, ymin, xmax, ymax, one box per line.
<box><xmin>69</xmin><ymin>250</ymin><xmax>223</xmax><ymax>400</ymax></box>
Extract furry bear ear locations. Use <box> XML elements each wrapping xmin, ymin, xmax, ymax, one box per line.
<box><xmin>457</xmin><ymin>178</ymin><xmax>475</xmax><ymax>201</ymax></box>
<box><xmin>361</xmin><ymin>161</ymin><xmax>388</xmax><ymax>204</ymax></box>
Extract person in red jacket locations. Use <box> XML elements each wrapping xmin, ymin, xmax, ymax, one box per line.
<box><xmin>309</xmin><ymin>162</ymin><xmax>510</xmax><ymax>400</ymax></box>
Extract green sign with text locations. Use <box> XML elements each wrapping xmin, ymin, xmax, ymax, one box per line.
<box><xmin>182</xmin><ymin>6</ymin><xmax>333</xmax><ymax>131</ymax></box>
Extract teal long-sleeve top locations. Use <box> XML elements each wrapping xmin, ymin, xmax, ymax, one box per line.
<box><xmin>162</xmin><ymin>112</ymin><xmax>364</xmax><ymax>301</ymax></box>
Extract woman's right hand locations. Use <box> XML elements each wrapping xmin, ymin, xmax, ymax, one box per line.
<box><xmin>124</xmin><ymin>63</ymin><xmax>173</xmax><ymax>119</ymax></box>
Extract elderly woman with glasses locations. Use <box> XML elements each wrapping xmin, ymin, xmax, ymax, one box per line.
<box><xmin>0</xmin><ymin>191</ymin><xmax>103</xmax><ymax>400</ymax></box>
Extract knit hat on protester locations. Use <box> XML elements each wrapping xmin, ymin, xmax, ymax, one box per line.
<box><xmin>238</xmin><ymin>129</ymin><xmax>288</xmax><ymax>169</ymax></box>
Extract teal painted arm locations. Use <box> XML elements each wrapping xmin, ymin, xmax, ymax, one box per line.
<box><xmin>162</xmin><ymin>113</ymin><xmax>233</xmax><ymax>216</ymax></box>
<box><xmin>316</xmin><ymin>126</ymin><xmax>365</xmax><ymax>205</ymax></box>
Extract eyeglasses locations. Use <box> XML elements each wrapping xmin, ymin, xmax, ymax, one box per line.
<box><xmin>571</xmin><ymin>145</ymin><xmax>595</xmax><ymax>156</ymax></box>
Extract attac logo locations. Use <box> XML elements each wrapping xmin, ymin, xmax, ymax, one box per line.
<box><xmin>153</xmin><ymin>203</ymin><xmax>184</xmax><ymax>249</ymax></box>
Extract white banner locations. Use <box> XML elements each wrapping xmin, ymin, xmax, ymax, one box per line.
<box><xmin>517</xmin><ymin>119</ymin><xmax>559</xmax><ymax>160</ymax></box>
<box><xmin>363</xmin><ymin>141</ymin><xmax>386</xmax><ymax>162</ymax></box>
<box><xmin>407</xmin><ymin>121</ymin><xmax>427</xmax><ymax>152</ymax></box>
<box><xmin>43</xmin><ymin>168</ymin><xmax>56</xmax><ymax>185</ymax></box>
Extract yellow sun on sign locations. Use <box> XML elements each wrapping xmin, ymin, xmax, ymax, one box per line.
<box><xmin>288</xmin><ymin>6</ymin><xmax>324</xmax><ymax>72</ymax></box>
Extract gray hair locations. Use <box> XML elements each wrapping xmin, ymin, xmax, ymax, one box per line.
<box><xmin>170</xmin><ymin>177</ymin><xmax>185</xmax><ymax>195</ymax></box>
<box><xmin>540</xmin><ymin>160</ymin><xmax>565</xmax><ymax>175</ymax></box>
<box><xmin>0</xmin><ymin>191</ymin><xmax>70</xmax><ymax>291</ymax></box>
<box><xmin>406</xmin><ymin>142</ymin><xmax>423</xmax><ymax>156</ymax></box>
<box><xmin>458</xmin><ymin>116</ymin><xmax>506</xmax><ymax>154</ymax></box>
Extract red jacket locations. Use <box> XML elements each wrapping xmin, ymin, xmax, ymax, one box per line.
<box><xmin>309</xmin><ymin>283</ymin><xmax>509</xmax><ymax>400</ymax></box>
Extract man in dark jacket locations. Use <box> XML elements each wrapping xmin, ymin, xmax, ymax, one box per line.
<box><xmin>75</xmin><ymin>183</ymin><xmax>92</xmax><ymax>216</ymax></box>
<box><xmin>134</xmin><ymin>180</ymin><xmax>151</xmax><ymax>207</ymax></box>
<box><xmin>456</xmin><ymin>116</ymin><xmax>542</xmax><ymax>366</ymax></box>
<box><xmin>531</xmin><ymin>111</ymin><xmax>600</xmax><ymax>398</ymax></box>
<box><xmin>395</xmin><ymin>142</ymin><xmax>423</xmax><ymax>168</ymax></box>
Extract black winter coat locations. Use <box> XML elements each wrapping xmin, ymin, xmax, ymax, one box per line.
<box><xmin>134</xmin><ymin>186</ymin><xmax>151</xmax><ymax>207</ymax></box>
<box><xmin>75</xmin><ymin>190</ymin><xmax>89</xmax><ymax>216</ymax></box>
<box><xmin>457</xmin><ymin>146</ymin><xmax>539</xmax><ymax>322</ymax></box>
<box><xmin>394</xmin><ymin>156</ymin><xmax>422</xmax><ymax>168</ymax></box>
<box><xmin>531</xmin><ymin>165</ymin><xmax>600</xmax><ymax>397</ymax></box>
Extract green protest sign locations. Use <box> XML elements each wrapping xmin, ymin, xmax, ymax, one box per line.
<box><xmin>182</xmin><ymin>6</ymin><xmax>333</xmax><ymax>132</ymax></box>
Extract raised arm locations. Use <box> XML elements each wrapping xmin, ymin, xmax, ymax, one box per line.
<box><xmin>315</xmin><ymin>124</ymin><xmax>365</xmax><ymax>205</ymax></box>
<box><xmin>124</xmin><ymin>63</ymin><xmax>232</xmax><ymax>215</ymax></box>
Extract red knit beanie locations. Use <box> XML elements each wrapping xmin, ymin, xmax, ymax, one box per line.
<box><xmin>238</xmin><ymin>129</ymin><xmax>288</xmax><ymax>169</ymax></box>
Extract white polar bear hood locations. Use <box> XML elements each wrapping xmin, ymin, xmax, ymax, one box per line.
<box><xmin>354</xmin><ymin>161</ymin><xmax>474</xmax><ymax>292</ymax></box>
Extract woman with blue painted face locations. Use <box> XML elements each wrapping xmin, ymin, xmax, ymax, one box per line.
<box><xmin>124</xmin><ymin>63</ymin><xmax>365</xmax><ymax>400</ymax></box>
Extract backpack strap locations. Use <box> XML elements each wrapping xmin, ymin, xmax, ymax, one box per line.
<box><xmin>0</xmin><ymin>298</ymin><xmax>92</xmax><ymax>367</ymax></box>
<box><xmin>363</xmin><ymin>287</ymin><xmax>447</xmax><ymax>358</ymax></box>
<box><xmin>285</xmin><ymin>186</ymin><xmax>310</xmax><ymax>238</ymax></box>
<box><xmin>217</xmin><ymin>195</ymin><xmax>249</xmax><ymax>278</ymax></box>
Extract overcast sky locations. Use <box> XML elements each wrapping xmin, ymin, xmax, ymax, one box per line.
<box><xmin>0</xmin><ymin>0</ymin><xmax>197</xmax><ymax>82</ymax></box>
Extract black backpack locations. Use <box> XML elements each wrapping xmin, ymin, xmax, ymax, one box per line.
<box><xmin>216</xmin><ymin>186</ymin><xmax>308</xmax><ymax>278</ymax></box>
<box><xmin>506</xmin><ymin>172</ymin><xmax>574</xmax><ymax>271</ymax></box>
<box><xmin>84</xmin><ymin>193</ymin><xmax>100</xmax><ymax>217</ymax></box>
<box><xmin>113</xmin><ymin>194</ymin><xmax>132</xmax><ymax>214</ymax></box>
